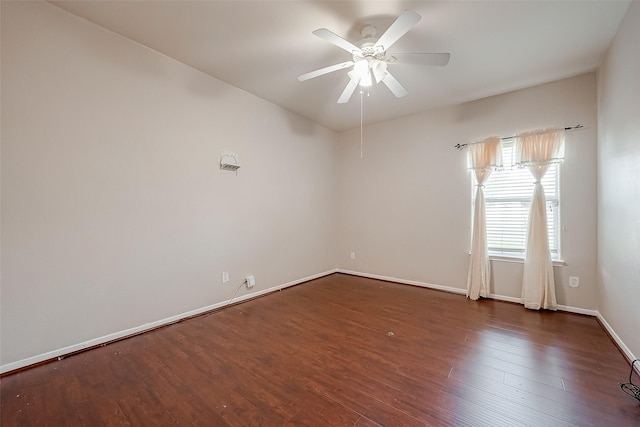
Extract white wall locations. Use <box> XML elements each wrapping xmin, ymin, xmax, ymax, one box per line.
<box><xmin>1</xmin><ymin>1</ymin><xmax>336</xmax><ymax>367</ymax></box>
<box><xmin>597</xmin><ymin>1</ymin><xmax>640</xmax><ymax>360</ymax></box>
<box><xmin>336</xmin><ymin>74</ymin><xmax>598</xmax><ymax>310</ymax></box>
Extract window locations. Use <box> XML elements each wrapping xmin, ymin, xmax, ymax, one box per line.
<box><xmin>472</xmin><ymin>139</ymin><xmax>560</xmax><ymax>259</ymax></box>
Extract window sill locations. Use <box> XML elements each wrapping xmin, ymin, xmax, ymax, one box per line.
<box><xmin>488</xmin><ymin>254</ymin><xmax>566</xmax><ymax>266</ymax></box>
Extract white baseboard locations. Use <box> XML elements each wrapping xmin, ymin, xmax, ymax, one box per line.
<box><xmin>556</xmin><ymin>304</ymin><xmax>599</xmax><ymax>317</ymax></box>
<box><xmin>336</xmin><ymin>269</ymin><xmax>467</xmax><ymax>295</ymax></box>
<box><xmin>487</xmin><ymin>293</ymin><xmax>522</xmax><ymax>304</ymax></box>
<box><xmin>0</xmin><ymin>269</ymin><xmax>337</xmax><ymax>375</ymax></box>
<box><xmin>339</xmin><ymin>270</ymin><xmax>599</xmax><ymax>312</ymax></box>
<box><xmin>596</xmin><ymin>312</ymin><xmax>638</xmax><ymax>364</ymax></box>
<box><xmin>338</xmin><ymin>270</ymin><xmax>599</xmax><ymax>317</ymax></box>
<box><xmin>488</xmin><ymin>293</ymin><xmax>599</xmax><ymax>316</ymax></box>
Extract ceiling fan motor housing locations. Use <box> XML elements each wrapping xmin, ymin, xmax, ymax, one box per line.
<box><xmin>355</xmin><ymin>41</ymin><xmax>386</xmax><ymax>61</ymax></box>
<box><xmin>360</xmin><ymin>24</ymin><xmax>377</xmax><ymax>39</ymax></box>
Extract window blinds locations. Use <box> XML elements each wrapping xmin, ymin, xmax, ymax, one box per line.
<box><xmin>473</xmin><ymin>140</ymin><xmax>560</xmax><ymax>258</ymax></box>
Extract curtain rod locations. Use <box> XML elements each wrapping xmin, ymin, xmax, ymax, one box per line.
<box><xmin>454</xmin><ymin>124</ymin><xmax>584</xmax><ymax>150</ymax></box>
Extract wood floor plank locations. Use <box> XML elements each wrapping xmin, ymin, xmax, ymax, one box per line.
<box><xmin>446</xmin><ymin>378</ymin><xmax>576</xmax><ymax>427</ymax></box>
<box><xmin>283</xmin><ymin>389</ymin><xmax>361</xmax><ymax>427</ymax></box>
<box><xmin>353</xmin><ymin>416</ymin><xmax>384</xmax><ymax>427</ymax></box>
<box><xmin>2</xmin><ymin>273</ymin><xmax>639</xmax><ymax>426</ymax></box>
<box><xmin>450</xmin><ymin>365</ymin><xmax>600</xmax><ymax>426</ymax></box>
<box><xmin>464</xmin><ymin>352</ymin><xmax>566</xmax><ymax>389</ymax></box>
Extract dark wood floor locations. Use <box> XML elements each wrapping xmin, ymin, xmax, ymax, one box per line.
<box><xmin>2</xmin><ymin>273</ymin><xmax>639</xmax><ymax>426</ymax></box>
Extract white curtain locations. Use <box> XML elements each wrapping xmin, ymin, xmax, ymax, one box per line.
<box><xmin>516</xmin><ymin>129</ymin><xmax>565</xmax><ymax>310</ymax></box>
<box><xmin>467</xmin><ymin>137</ymin><xmax>502</xmax><ymax>300</ymax></box>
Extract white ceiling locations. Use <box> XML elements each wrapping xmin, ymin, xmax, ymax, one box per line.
<box><xmin>50</xmin><ymin>1</ymin><xmax>631</xmax><ymax>132</ymax></box>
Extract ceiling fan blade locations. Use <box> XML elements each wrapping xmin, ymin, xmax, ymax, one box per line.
<box><xmin>389</xmin><ymin>53</ymin><xmax>451</xmax><ymax>66</ymax></box>
<box><xmin>337</xmin><ymin>77</ymin><xmax>360</xmax><ymax>104</ymax></box>
<box><xmin>312</xmin><ymin>28</ymin><xmax>361</xmax><ymax>54</ymax></box>
<box><xmin>374</xmin><ymin>10</ymin><xmax>421</xmax><ymax>52</ymax></box>
<box><xmin>382</xmin><ymin>72</ymin><xmax>408</xmax><ymax>98</ymax></box>
<box><xmin>298</xmin><ymin>61</ymin><xmax>355</xmax><ymax>81</ymax></box>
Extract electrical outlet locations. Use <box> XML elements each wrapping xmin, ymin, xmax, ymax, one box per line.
<box><xmin>246</xmin><ymin>275</ymin><xmax>255</xmax><ymax>289</ymax></box>
<box><xmin>569</xmin><ymin>276</ymin><xmax>579</xmax><ymax>288</ymax></box>
<box><xmin>222</xmin><ymin>272</ymin><xmax>229</xmax><ymax>284</ymax></box>
<box><xmin>350</xmin><ymin>252</ymin><xmax>356</xmax><ymax>260</ymax></box>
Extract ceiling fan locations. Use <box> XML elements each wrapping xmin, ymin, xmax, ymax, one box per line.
<box><xmin>298</xmin><ymin>10</ymin><xmax>450</xmax><ymax>103</ymax></box>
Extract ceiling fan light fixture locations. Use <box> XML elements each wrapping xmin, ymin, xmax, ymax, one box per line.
<box><xmin>360</xmin><ymin>70</ymin><xmax>373</xmax><ymax>87</ymax></box>
<box><xmin>353</xmin><ymin>59</ymin><xmax>369</xmax><ymax>77</ymax></box>
<box><xmin>353</xmin><ymin>59</ymin><xmax>373</xmax><ymax>87</ymax></box>
<box><xmin>372</xmin><ymin>60</ymin><xmax>388</xmax><ymax>84</ymax></box>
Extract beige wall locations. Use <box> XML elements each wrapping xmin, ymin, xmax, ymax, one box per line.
<box><xmin>597</xmin><ymin>1</ymin><xmax>640</xmax><ymax>359</ymax></box>
<box><xmin>1</xmin><ymin>1</ymin><xmax>336</xmax><ymax>367</ymax></box>
<box><xmin>336</xmin><ymin>74</ymin><xmax>598</xmax><ymax>309</ymax></box>
<box><xmin>4</xmin><ymin>0</ymin><xmax>634</xmax><ymax>370</ymax></box>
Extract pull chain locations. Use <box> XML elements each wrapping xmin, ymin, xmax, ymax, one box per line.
<box><xmin>360</xmin><ymin>89</ymin><xmax>364</xmax><ymax>158</ymax></box>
